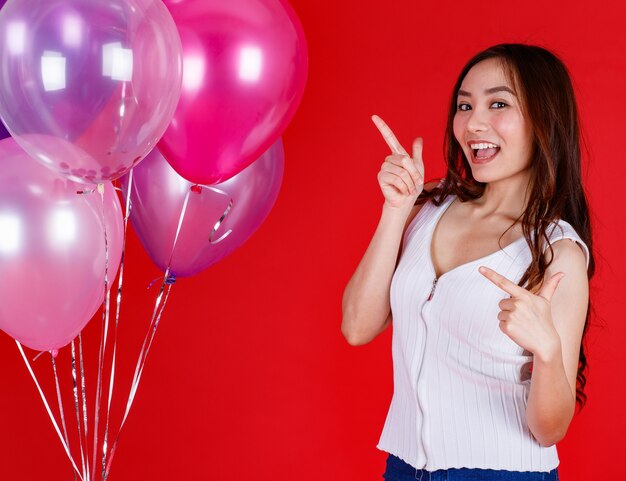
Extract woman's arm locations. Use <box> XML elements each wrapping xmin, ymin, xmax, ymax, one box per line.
<box><xmin>341</xmin><ymin>201</ymin><xmax>417</xmax><ymax>346</ymax></box>
<box><xmin>343</xmin><ymin>115</ymin><xmax>433</xmax><ymax>346</ymax></box>
<box><xmin>525</xmin><ymin>238</ymin><xmax>589</xmax><ymax>446</ymax></box>
<box><xmin>341</xmin><ymin>181</ymin><xmax>438</xmax><ymax>346</ymax></box>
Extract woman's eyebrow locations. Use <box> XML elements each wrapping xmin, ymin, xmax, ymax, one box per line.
<box><xmin>457</xmin><ymin>86</ymin><xmax>516</xmax><ymax>97</ymax></box>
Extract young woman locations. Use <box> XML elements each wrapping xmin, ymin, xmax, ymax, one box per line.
<box><xmin>341</xmin><ymin>43</ymin><xmax>594</xmax><ymax>481</ymax></box>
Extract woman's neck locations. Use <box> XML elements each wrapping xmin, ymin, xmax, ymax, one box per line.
<box><xmin>470</xmin><ymin>169</ymin><xmax>532</xmax><ymax>221</ymax></box>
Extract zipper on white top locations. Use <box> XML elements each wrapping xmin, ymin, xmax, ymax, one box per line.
<box><xmin>426</xmin><ymin>277</ymin><xmax>438</xmax><ymax>301</ymax></box>
<box><xmin>415</xmin><ymin>277</ymin><xmax>438</xmax><ymax>469</ymax></box>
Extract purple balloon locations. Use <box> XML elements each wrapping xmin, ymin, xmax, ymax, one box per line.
<box><xmin>158</xmin><ymin>0</ymin><xmax>307</xmax><ymax>185</ymax></box>
<box><xmin>0</xmin><ymin>1</ymin><xmax>8</xmax><ymax>141</ymax></box>
<box><xmin>0</xmin><ymin>6</ymin><xmax>8</xmax><ymax>143</ymax></box>
<box><xmin>0</xmin><ymin>120</ymin><xmax>8</xmax><ymax>140</ymax></box>
<box><xmin>0</xmin><ymin>138</ymin><xmax>124</xmax><ymax>351</ymax></box>
<box><xmin>121</xmin><ymin>140</ymin><xmax>284</xmax><ymax>277</ymax></box>
<box><xmin>0</xmin><ymin>0</ymin><xmax>183</xmax><ymax>184</ymax></box>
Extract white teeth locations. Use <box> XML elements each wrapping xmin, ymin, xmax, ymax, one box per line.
<box><xmin>469</xmin><ymin>142</ymin><xmax>498</xmax><ymax>149</ymax></box>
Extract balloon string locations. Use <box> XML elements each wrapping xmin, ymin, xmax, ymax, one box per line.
<box><xmin>73</xmin><ymin>186</ymin><xmax>98</xmax><ymax>480</ymax></box>
<box><xmin>200</xmin><ymin>185</ymin><xmax>234</xmax><ymax>244</ymax></box>
<box><xmin>103</xmin><ymin>187</ymin><xmax>192</xmax><ymax>480</ymax></box>
<box><xmin>101</xmin><ymin>170</ymin><xmax>133</xmax><ymax>478</ymax></box>
<box><xmin>71</xmin><ymin>340</ymin><xmax>89</xmax><ymax>481</ymax></box>
<box><xmin>104</xmin><ymin>281</ymin><xmax>174</xmax><ymax>480</ymax></box>
<box><xmin>133</xmin><ymin>282</ymin><xmax>174</xmax><ymax>399</ymax></box>
<box><xmin>51</xmin><ymin>353</ymin><xmax>77</xmax><ymax>481</ymax></box>
<box><xmin>125</xmin><ymin>187</ymin><xmax>190</xmax><ymax>422</ymax></box>
<box><xmin>92</xmin><ymin>183</ymin><xmax>111</xmax><ymax>481</ymax></box>
<box><xmin>16</xmin><ymin>341</ymin><xmax>84</xmax><ymax>481</ymax></box>
<box><xmin>147</xmin><ymin>274</ymin><xmax>176</xmax><ymax>289</ymax></box>
<box><xmin>78</xmin><ymin>334</ymin><xmax>91</xmax><ymax>481</ymax></box>
<box><xmin>32</xmin><ymin>351</ymin><xmax>46</xmax><ymax>362</ymax></box>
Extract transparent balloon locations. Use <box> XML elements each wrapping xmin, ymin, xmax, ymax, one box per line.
<box><xmin>0</xmin><ymin>138</ymin><xmax>124</xmax><ymax>351</ymax></box>
<box><xmin>0</xmin><ymin>0</ymin><xmax>183</xmax><ymax>184</ymax></box>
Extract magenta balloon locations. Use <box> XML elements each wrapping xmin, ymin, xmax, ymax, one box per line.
<box><xmin>0</xmin><ymin>0</ymin><xmax>183</xmax><ymax>184</ymax></box>
<box><xmin>120</xmin><ymin>140</ymin><xmax>284</xmax><ymax>277</ymax></box>
<box><xmin>158</xmin><ymin>0</ymin><xmax>307</xmax><ymax>185</ymax></box>
<box><xmin>0</xmin><ymin>138</ymin><xmax>124</xmax><ymax>351</ymax></box>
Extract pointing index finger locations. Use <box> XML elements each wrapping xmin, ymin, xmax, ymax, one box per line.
<box><xmin>371</xmin><ymin>115</ymin><xmax>408</xmax><ymax>156</ymax></box>
<box><xmin>478</xmin><ymin>266</ymin><xmax>528</xmax><ymax>298</ymax></box>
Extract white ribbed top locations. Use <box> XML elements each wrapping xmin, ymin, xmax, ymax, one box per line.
<box><xmin>376</xmin><ymin>190</ymin><xmax>590</xmax><ymax>472</ymax></box>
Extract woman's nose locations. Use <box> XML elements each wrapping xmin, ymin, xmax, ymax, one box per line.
<box><xmin>467</xmin><ymin>108</ymin><xmax>489</xmax><ymax>132</ymax></box>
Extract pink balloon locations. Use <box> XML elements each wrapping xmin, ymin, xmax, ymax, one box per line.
<box><xmin>0</xmin><ymin>0</ymin><xmax>183</xmax><ymax>184</ymax></box>
<box><xmin>120</xmin><ymin>140</ymin><xmax>284</xmax><ymax>277</ymax></box>
<box><xmin>0</xmin><ymin>138</ymin><xmax>124</xmax><ymax>351</ymax></box>
<box><xmin>158</xmin><ymin>0</ymin><xmax>307</xmax><ymax>185</ymax></box>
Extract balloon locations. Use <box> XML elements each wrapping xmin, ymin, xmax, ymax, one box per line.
<box><xmin>158</xmin><ymin>0</ymin><xmax>307</xmax><ymax>185</ymax></box>
<box><xmin>120</xmin><ymin>140</ymin><xmax>284</xmax><ymax>277</ymax></box>
<box><xmin>0</xmin><ymin>0</ymin><xmax>183</xmax><ymax>184</ymax></box>
<box><xmin>0</xmin><ymin>5</ymin><xmax>6</xmax><ymax>145</ymax></box>
<box><xmin>0</xmin><ymin>120</ymin><xmax>8</xmax><ymax>141</ymax></box>
<box><xmin>0</xmin><ymin>3</ymin><xmax>9</xmax><ymax>142</ymax></box>
<box><xmin>0</xmin><ymin>138</ymin><xmax>124</xmax><ymax>351</ymax></box>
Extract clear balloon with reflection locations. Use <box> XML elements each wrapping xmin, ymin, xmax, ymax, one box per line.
<box><xmin>0</xmin><ymin>0</ymin><xmax>183</xmax><ymax>184</ymax></box>
<box><xmin>0</xmin><ymin>137</ymin><xmax>124</xmax><ymax>352</ymax></box>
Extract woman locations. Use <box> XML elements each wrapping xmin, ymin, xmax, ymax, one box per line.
<box><xmin>341</xmin><ymin>43</ymin><xmax>594</xmax><ymax>481</ymax></box>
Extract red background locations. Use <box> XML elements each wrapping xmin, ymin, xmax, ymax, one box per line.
<box><xmin>1</xmin><ymin>0</ymin><xmax>625</xmax><ymax>479</ymax></box>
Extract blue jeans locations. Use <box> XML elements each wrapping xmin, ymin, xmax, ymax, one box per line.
<box><xmin>383</xmin><ymin>454</ymin><xmax>559</xmax><ymax>481</ymax></box>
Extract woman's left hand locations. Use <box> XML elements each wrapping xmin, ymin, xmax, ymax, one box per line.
<box><xmin>478</xmin><ymin>265</ymin><xmax>564</xmax><ymax>360</ymax></box>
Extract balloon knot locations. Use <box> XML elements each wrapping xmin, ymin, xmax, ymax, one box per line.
<box><xmin>147</xmin><ymin>274</ymin><xmax>177</xmax><ymax>289</ymax></box>
<box><xmin>190</xmin><ymin>185</ymin><xmax>203</xmax><ymax>194</ymax></box>
<box><xmin>50</xmin><ymin>349</ymin><xmax>59</xmax><ymax>359</ymax></box>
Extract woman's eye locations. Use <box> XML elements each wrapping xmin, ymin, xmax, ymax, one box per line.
<box><xmin>457</xmin><ymin>104</ymin><xmax>470</xmax><ymax>111</ymax></box>
<box><xmin>491</xmin><ymin>101</ymin><xmax>506</xmax><ymax>108</ymax></box>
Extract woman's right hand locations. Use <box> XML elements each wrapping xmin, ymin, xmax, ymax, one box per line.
<box><xmin>372</xmin><ymin>115</ymin><xmax>425</xmax><ymax>210</ymax></box>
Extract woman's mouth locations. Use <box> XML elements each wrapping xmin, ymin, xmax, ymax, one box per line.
<box><xmin>470</xmin><ymin>144</ymin><xmax>500</xmax><ymax>164</ymax></box>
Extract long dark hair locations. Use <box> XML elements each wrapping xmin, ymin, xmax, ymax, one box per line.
<box><xmin>418</xmin><ymin>43</ymin><xmax>595</xmax><ymax>412</ymax></box>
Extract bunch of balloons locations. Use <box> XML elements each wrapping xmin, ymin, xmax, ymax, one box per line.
<box><xmin>0</xmin><ymin>0</ymin><xmax>308</xmax><ymax>352</ymax></box>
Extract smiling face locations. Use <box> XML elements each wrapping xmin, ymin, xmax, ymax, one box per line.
<box><xmin>453</xmin><ymin>57</ymin><xmax>533</xmax><ymax>183</ymax></box>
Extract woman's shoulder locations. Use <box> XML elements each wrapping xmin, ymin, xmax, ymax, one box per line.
<box><xmin>544</xmin><ymin>218</ymin><xmax>590</xmax><ymax>269</ymax></box>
